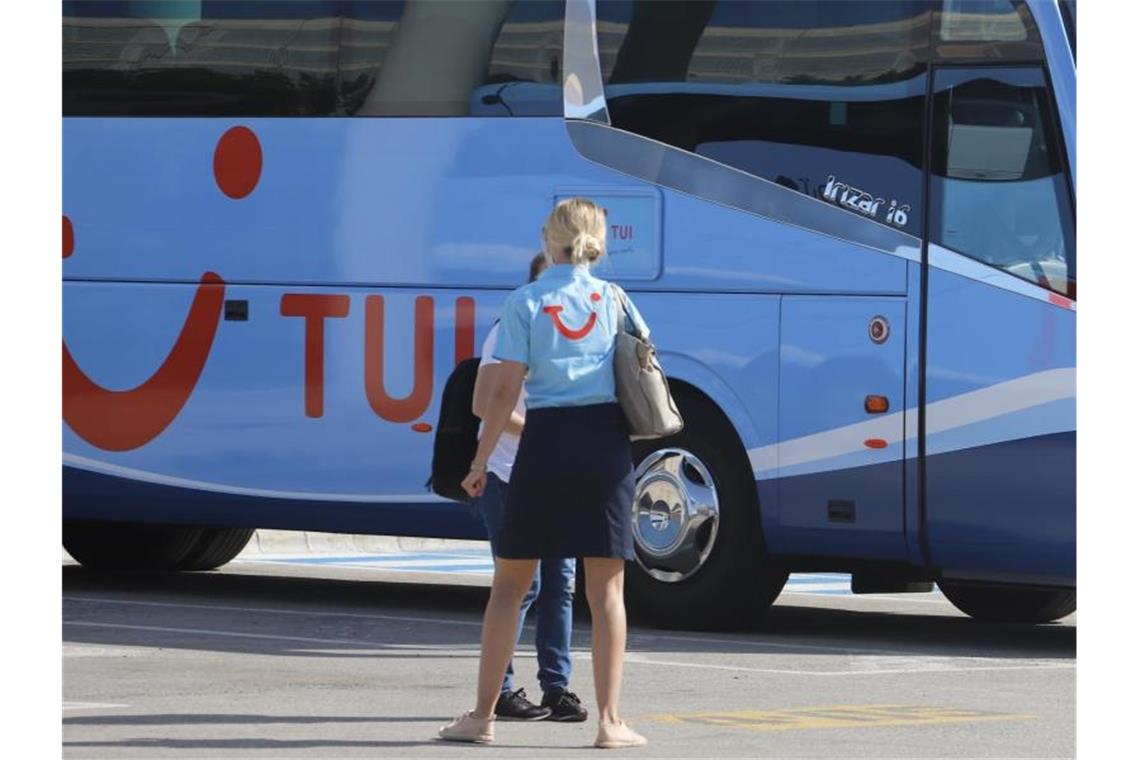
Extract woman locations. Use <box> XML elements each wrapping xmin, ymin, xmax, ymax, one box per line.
<box><xmin>439</xmin><ymin>198</ymin><xmax>649</xmax><ymax>749</ymax></box>
<box><xmin>468</xmin><ymin>252</ymin><xmax>585</xmax><ymax>723</ymax></box>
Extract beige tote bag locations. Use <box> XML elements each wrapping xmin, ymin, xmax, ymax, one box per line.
<box><xmin>610</xmin><ymin>285</ymin><xmax>684</xmax><ymax>440</ymax></box>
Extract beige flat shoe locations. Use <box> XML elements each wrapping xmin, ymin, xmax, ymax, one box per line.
<box><xmin>438</xmin><ymin>710</ymin><xmax>494</xmax><ymax>743</ymax></box>
<box><xmin>595</xmin><ymin>720</ymin><xmax>647</xmax><ymax>749</ymax></box>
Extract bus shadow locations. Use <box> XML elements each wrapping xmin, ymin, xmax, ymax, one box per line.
<box><xmin>62</xmin><ymin>564</ymin><xmax>1074</xmax><ymax>663</ymax></box>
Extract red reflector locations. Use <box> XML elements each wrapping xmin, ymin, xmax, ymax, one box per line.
<box><xmin>411</xmin><ymin>423</ymin><xmax>432</xmax><ymax>433</ymax></box>
<box><xmin>864</xmin><ymin>438</ymin><xmax>888</xmax><ymax>449</ymax></box>
<box><xmin>1049</xmin><ymin>293</ymin><xmax>1074</xmax><ymax>309</ymax></box>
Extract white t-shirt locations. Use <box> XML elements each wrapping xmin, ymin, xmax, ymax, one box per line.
<box><xmin>478</xmin><ymin>323</ymin><xmax>526</xmax><ymax>483</ymax></box>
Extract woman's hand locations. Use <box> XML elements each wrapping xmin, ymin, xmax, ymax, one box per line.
<box><xmin>462</xmin><ymin>468</ymin><xmax>487</xmax><ymax>499</ymax></box>
<box><xmin>464</xmin><ymin>360</ymin><xmax>525</xmax><ymax>500</ymax></box>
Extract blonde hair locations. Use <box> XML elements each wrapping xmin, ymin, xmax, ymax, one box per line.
<box><xmin>543</xmin><ymin>197</ymin><xmax>607</xmax><ymax>266</ymax></box>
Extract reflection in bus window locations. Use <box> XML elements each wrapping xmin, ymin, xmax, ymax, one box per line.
<box><xmin>594</xmin><ymin>0</ymin><xmax>932</xmax><ymax>236</ymax></box>
<box><xmin>930</xmin><ymin>68</ymin><xmax>1075</xmax><ymax>297</ymax></box>
<box><xmin>62</xmin><ymin>0</ymin><xmax>564</xmax><ymax>117</ymax></box>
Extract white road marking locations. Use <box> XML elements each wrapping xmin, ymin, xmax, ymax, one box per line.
<box><xmin>598</xmin><ymin>652</ymin><xmax>1075</xmax><ymax>678</ymax></box>
<box><xmin>63</xmin><ymin>643</ymin><xmax>143</xmax><ymax>658</ymax></box>
<box><xmin>781</xmin><ymin>583</ymin><xmax>852</xmax><ymax>593</ymax></box>
<box><xmin>63</xmin><ymin>702</ymin><xmax>128</xmax><ymax>711</ymax></box>
<box><xmin>231</xmin><ymin>553</ymin><xmax>936</xmax><ymax>603</ymax></box>
<box><xmin>65</xmin><ymin>618</ymin><xmax>1071</xmax><ymax>678</ymax></box>
<box><xmin>65</xmin><ymin>596</ymin><xmax>931</xmax><ymax>656</ymax></box>
<box><xmin>64</xmin><ymin>620</ymin><xmax>480</xmax><ymax>652</ymax></box>
<box><xmin>242</xmin><ymin>557</ymin><xmax>494</xmax><ymax>570</ymax></box>
<box><xmin>779</xmin><ymin>591</ymin><xmax>952</xmax><ymax>605</ymax></box>
<box><xmin>64</xmin><ymin>597</ymin><xmax>1064</xmax><ymax>663</ymax></box>
<box><xmin>64</xmin><ymin>596</ymin><xmax>486</xmax><ymax>629</ymax></box>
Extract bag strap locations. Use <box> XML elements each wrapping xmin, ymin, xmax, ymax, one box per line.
<box><xmin>610</xmin><ymin>284</ymin><xmax>646</xmax><ymax>342</ymax></box>
<box><xmin>609</xmin><ymin>283</ymin><xmax>624</xmax><ymax>338</ymax></box>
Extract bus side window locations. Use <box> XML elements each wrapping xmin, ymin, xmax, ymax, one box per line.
<box><xmin>63</xmin><ymin>1</ymin><xmax>565</xmax><ymax>118</ymax></box>
<box><xmin>929</xmin><ymin>67</ymin><xmax>1075</xmax><ymax>298</ymax></box>
<box><xmin>594</xmin><ymin>0</ymin><xmax>932</xmax><ymax>236</ymax></box>
<box><xmin>344</xmin><ymin>0</ymin><xmax>565</xmax><ymax>116</ymax></box>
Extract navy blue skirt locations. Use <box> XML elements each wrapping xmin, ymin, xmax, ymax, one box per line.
<box><xmin>497</xmin><ymin>403</ymin><xmax>635</xmax><ymax>560</ymax></box>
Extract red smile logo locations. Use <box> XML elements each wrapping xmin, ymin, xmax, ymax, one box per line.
<box><xmin>62</xmin><ymin>126</ymin><xmax>261</xmax><ymax>451</ymax></box>
<box><xmin>543</xmin><ymin>292</ymin><xmax>602</xmax><ymax>341</ymax></box>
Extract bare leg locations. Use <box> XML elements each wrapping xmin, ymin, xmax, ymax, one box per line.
<box><xmin>473</xmin><ymin>557</ymin><xmax>540</xmax><ymax>718</ymax></box>
<box><xmin>583</xmin><ymin>557</ymin><xmax>627</xmax><ymax>725</ymax></box>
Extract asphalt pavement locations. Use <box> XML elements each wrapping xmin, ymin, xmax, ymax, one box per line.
<box><xmin>62</xmin><ymin>553</ymin><xmax>1075</xmax><ymax>758</ymax></box>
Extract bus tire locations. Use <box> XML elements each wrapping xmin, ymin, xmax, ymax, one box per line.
<box><xmin>63</xmin><ymin>520</ymin><xmax>203</xmax><ymax>571</ymax></box>
<box><xmin>938</xmin><ymin>581</ymin><xmax>1076</xmax><ymax>623</ymax></box>
<box><xmin>177</xmin><ymin>527</ymin><xmax>255</xmax><ymax>571</ymax></box>
<box><xmin>624</xmin><ymin>389</ymin><xmax>787</xmax><ymax>630</ymax></box>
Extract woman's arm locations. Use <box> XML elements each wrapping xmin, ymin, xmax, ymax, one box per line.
<box><xmin>462</xmin><ymin>360</ymin><xmax>527</xmax><ymax>497</ymax></box>
<box><xmin>472</xmin><ymin>363</ymin><xmax>525</xmax><ymax>436</ymax></box>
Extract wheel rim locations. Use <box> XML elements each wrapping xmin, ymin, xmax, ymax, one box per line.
<box><xmin>631</xmin><ymin>448</ymin><xmax>720</xmax><ymax>582</ymax></box>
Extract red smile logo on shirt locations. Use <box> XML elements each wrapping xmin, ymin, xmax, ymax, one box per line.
<box><xmin>543</xmin><ymin>292</ymin><xmax>602</xmax><ymax>341</ymax></box>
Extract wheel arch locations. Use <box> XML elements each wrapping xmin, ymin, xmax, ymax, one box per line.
<box><xmin>659</xmin><ymin>350</ymin><xmax>763</xmax><ymax>454</ymax></box>
<box><xmin>655</xmin><ymin>370</ymin><xmax>769</xmax><ymax>546</ymax></box>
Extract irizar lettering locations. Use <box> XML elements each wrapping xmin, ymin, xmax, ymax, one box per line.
<box><xmin>822</xmin><ymin>175</ymin><xmax>909</xmax><ymax>229</ymax></box>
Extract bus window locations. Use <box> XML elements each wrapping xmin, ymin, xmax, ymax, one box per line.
<box><xmin>594</xmin><ymin>0</ymin><xmax>931</xmax><ymax>236</ymax></box>
<box><xmin>63</xmin><ymin>0</ymin><xmax>345</xmax><ymax>116</ymax></box>
<box><xmin>346</xmin><ymin>0</ymin><xmax>564</xmax><ymax>116</ymax></box>
<box><xmin>933</xmin><ymin>0</ymin><xmax>1044</xmax><ymax>60</ymax></box>
<box><xmin>929</xmin><ymin>67</ymin><xmax>1075</xmax><ymax>298</ymax></box>
<box><xmin>63</xmin><ymin>1</ymin><xmax>564</xmax><ymax>117</ymax></box>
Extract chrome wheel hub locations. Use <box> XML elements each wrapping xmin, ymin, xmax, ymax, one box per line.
<box><xmin>631</xmin><ymin>448</ymin><xmax>720</xmax><ymax>583</ymax></box>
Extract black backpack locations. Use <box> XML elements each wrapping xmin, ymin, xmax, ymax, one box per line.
<box><xmin>428</xmin><ymin>356</ymin><xmax>482</xmax><ymax>502</ymax></box>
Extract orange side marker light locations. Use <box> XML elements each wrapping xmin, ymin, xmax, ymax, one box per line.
<box><xmin>864</xmin><ymin>395</ymin><xmax>890</xmax><ymax>414</ymax></box>
<box><xmin>864</xmin><ymin>438</ymin><xmax>888</xmax><ymax>449</ymax></box>
<box><xmin>411</xmin><ymin>423</ymin><xmax>433</xmax><ymax>433</ymax></box>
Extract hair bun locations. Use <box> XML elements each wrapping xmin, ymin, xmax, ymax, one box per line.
<box><xmin>573</xmin><ymin>232</ymin><xmax>604</xmax><ymax>264</ymax></box>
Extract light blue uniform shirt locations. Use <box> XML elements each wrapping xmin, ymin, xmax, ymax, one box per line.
<box><xmin>493</xmin><ymin>263</ymin><xmax>650</xmax><ymax>409</ymax></box>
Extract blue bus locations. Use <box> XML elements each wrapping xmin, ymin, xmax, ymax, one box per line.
<box><xmin>62</xmin><ymin>0</ymin><xmax>1076</xmax><ymax>628</ymax></box>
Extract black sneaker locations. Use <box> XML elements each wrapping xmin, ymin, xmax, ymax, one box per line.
<box><xmin>495</xmin><ymin>688</ymin><xmax>552</xmax><ymax>721</ymax></box>
<box><xmin>542</xmin><ymin>689</ymin><xmax>588</xmax><ymax>722</ymax></box>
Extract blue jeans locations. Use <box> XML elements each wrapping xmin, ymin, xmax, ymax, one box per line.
<box><xmin>477</xmin><ymin>472</ymin><xmax>575</xmax><ymax>696</ymax></box>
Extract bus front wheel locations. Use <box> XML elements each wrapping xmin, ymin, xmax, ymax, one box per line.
<box><xmin>63</xmin><ymin>520</ymin><xmax>203</xmax><ymax>571</ymax></box>
<box><xmin>624</xmin><ymin>390</ymin><xmax>787</xmax><ymax>630</ymax></box>
<box><xmin>938</xmin><ymin>581</ymin><xmax>1076</xmax><ymax>623</ymax></box>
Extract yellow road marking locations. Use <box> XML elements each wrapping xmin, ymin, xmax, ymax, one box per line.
<box><xmin>651</xmin><ymin>704</ymin><xmax>1034</xmax><ymax>733</ymax></box>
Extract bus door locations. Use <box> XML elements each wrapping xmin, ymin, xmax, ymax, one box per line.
<box><xmin>921</xmin><ymin>64</ymin><xmax>1076</xmax><ymax>585</ymax></box>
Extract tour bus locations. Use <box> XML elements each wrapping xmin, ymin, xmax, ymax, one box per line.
<box><xmin>62</xmin><ymin>0</ymin><xmax>1076</xmax><ymax>628</ymax></box>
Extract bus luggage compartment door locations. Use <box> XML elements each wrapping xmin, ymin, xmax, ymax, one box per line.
<box><xmin>774</xmin><ymin>296</ymin><xmax>908</xmax><ymax>561</ymax></box>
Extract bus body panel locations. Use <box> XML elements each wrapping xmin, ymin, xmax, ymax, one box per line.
<box><xmin>61</xmin><ymin>116</ymin><xmax>1069</xmax><ymax>576</ymax></box>
<box><xmin>63</xmin><ymin>118</ymin><xmax>910</xmax><ymax>296</ymax></box>
<box><xmin>64</xmin><ymin>114</ymin><xmax>913</xmax><ymax>550</ymax></box>
<box><xmin>923</xmin><ymin>263</ymin><xmax>1075</xmax><ymax>584</ymax></box>
<box><xmin>63</xmin><ymin>281</ymin><xmax>501</xmax><ymax>508</ymax></box>
<box><xmin>768</xmin><ymin>296</ymin><xmax>908</xmax><ymax>561</ymax></box>
<box><xmin>63</xmin><ymin>280</ymin><xmax>788</xmax><ymax>540</ymax></box>
<box><xmin>903</xmin><ymin>261</ymin><xmax>924</xmax><ymax>566</ymax></box>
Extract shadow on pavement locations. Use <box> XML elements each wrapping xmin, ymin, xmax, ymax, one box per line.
<box><xmin>63</xmin><ymin>738</ymin><xmax>460</xmax><ymax>751</ymax></box>
<box><xmin>65</xmin><ymin>714</ymin><xmax>449</xmax><ymax>726</ymax></box>
<box><xmin>63</xmin><ymin>565</ymin><xmax>1074</xmax><ymax>662</ymax></box>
